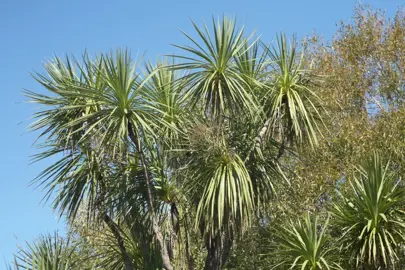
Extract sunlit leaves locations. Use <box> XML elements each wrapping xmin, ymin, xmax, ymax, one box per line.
<box><xmin>23</xmin><ymin>15</ymin><xmax>329</xmax><ymax>270</ymax></box>
<box><xmin>178</xmin><ymin>123</ymin><xmax>254</xmax><ymax>235</ymax></box>
<box><xmin>271</xmin><ymin>214</ymin><xmax>341</xmax><ymax>270</ymax></box>
<box><xmin>262</xmin><ymin>34</ymin><xmax>324</xmax><ymax>148</ymax></box>
<box><xmin>173</xmin><ymin>16</ymin><xmax>257</xmax><ymax>119</ymax></box>
<box><xmin>142</xmin><ymin>59</ymin><xmax>187</xmax><ymax>146</ymax></box>
<box><xmin>13</xmin><ymin>232</ymin><xmax>80</xmax><ymax>270</ymax></box>
<box><xmin>27</xmin><ymin>49</ymin><xmax>171</xmax><ymax>221</ymax></box>
<box><xmin>330</xmin><ymin>152</ymin><xmax>405</xmax><ymax>268</ymax></box>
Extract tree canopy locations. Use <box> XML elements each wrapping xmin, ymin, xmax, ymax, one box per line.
<box><xmin>11</xmin><ymin>5</ymin><xmax>405</xmax><ymax>270</ymax></box>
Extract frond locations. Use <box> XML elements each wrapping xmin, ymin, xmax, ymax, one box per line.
<box><xmin>141</xmin><ymin>59</ymin><xmax>188</xmax><ymax>146</ymax></box>
<box><xmin>172</xmin><ymin>16</ymin><xmax>257</xmax><ymax>119</ymax></box>
<box><xmin>271</xmin><ymin>213</ymin><xmax>342</xmax><ymax>270</ymax></box>
<box><xmin>262</xmin><ymin>34</ymin><xmax>324</xmax><ymax>148</ymax></box>
<box><xmin>330</xmin><ymin>152</ymin><xmax>405</xmax><ymax>268</ymax></box>
<box><xmin>13</xmin><ymin>232</ymin><xmax>82</xmax><ymax>270</ymax></box>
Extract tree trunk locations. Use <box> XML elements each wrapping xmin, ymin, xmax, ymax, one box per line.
<box><xmin>128</xmin><ymin>122</ymin><xmax>173</xmax><ymax>270</ymax></box>
<box><xmin>204</xmin><ymin>237</ymin><xmax>221</xmax><ymax>270</ymax></box>
<box><xmin>252</xmin><ymin>116</ymin><xmax>288</xmax><ymax>161</ymax></box>
<box><xmin>255</xmin><ymin>117</ymin><xmax>272</xmax><ymax>150</ymax></box>
<box><xmin>220</xmin><ymin>231</ymin><xmax>233</xmax><ymax>266</ymax></box>
<box><xmin>245</xmin><ymin>117</ymin><xmax>273</xmax><ymax>163</ymax></box>
<box><xmin>184</xmin><ymin>212</ymin><xmax>195</xmax><ymax>270</ymax></box>
<box><xmin>103</xmin><ymin>214</ymin><xmax>134</xmax><ymax>270</ymax></box>
<box><xmin>203</xmin><ymin>232</ymin><xmax>233</xmax><ymax>270</ymax></box>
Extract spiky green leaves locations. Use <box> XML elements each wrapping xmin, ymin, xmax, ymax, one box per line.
<box><xmin>25</xmin><ymin>17</ymin><xmax>329</xmax><ymax>270</ymax></box>
<box><xmin>28</xmin><ymin>49</ymin><xmax>174</xmax><ymax>221</ymax></box>
<box><xmin>26</xmin><ymin>55</ymin><xmax>104</xmax><ymax>148</ymax></box>
<box><xmin>14</xmin><ymin>233</ymin><xmax>78</xmax><ymax>270</ymax></box>
<box><xmin>330</xmin><ymin>152</ymin><xmax>405</xmax><ymax>268</ymax></box>
<box><xmin>29</xmin><ymin>49</ymin><xmax>166</xmax><ymax>155</ymax></box>
<box><xmin>196</xmin><ymin>152</ymin><xmax>253</xmax><ymax>235</ymax></box>
<box><xmin>262</xmin><ymin>34</ymin><xmax>323</xmax><ymax>148</ymax></box>
<box><xmin>92</xmin><ymin>220</ymin><xmax>158</xmax><ymax>270</ymax></box>
<box><xmin>173</xmin><ymin>16</ymin><xmax>257</xmax><ymax>119</ymax></box>
<box><xmin>181</xmin><ymin>123</ymin><xmax>254</xmax><ymax>236</ymax></box>
<box><xmin>272</xmin><ymin>214</ymin><xmax>341</xmax><ymax>270</ymax></box>
<box><xmin>142</xmin><ymin>59</ymin><xmax>187</xmax><ymax>146</ymax></box>
<box><xmin>33</xmin><ymin>146</ymin><xmax>105</xmax><ymax>221</ymax></box>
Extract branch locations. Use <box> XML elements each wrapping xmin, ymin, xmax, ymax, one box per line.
<box><xmin>127</xmin><ymin>121</ymin><xmax>174</xmax><ymax>270</ymax></box>
<box><xmin>99</xmin><ymin>178</ymin><xmax>134</xmax><ymax>270</ymax></box>
<box><xmin>103</xmin><ymin>214</ymin><xmax>134</xmax><ymax>270</ymax></box>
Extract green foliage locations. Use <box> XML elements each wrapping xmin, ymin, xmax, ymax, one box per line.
<box><xmin>13</xmin><ymin>232</ymin><xmax>84</xmax><ymax>270</ymax></box>
<box><xmin>270</xmin><ymin>213</ymin><xmax>341</xmax><ymax>270</ymax></box>
<box><xmin>142</xmin><ymin>59</ymin><xmax>187</xmax><ymax>146</ymax></box>
<box><xmin>331</xmin><ymin>153</ymin><xmax>405</xmax><ymax>268</ymax></box>
<box><xmin>182</xmin><ymin>125</ymin><xmax>254</xmax><ymax>235</ymax></box>
<box><xmin>15</xmin><ymin>15</ymin><xmax>326</xmax><ymax>270</ymax></box>
<box><xmin>16</xmin><ymin>5</ymin><xmax>405</xmax><ymax>270</ymax></box>
<box><xmin>262</xmin><ymin>34</ymin><xmax>324</xmax><ymax>148</ymax></box>
<box><xmin>173</xmin><ymin>16</ymin><xmax>257</xmax><ymax>119</ymax></box>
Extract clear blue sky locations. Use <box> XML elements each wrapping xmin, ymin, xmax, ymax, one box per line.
<box><xmin>0</xmin><ymin>0</ymin><xmax>402</xmax><ymax>267</ymax></box>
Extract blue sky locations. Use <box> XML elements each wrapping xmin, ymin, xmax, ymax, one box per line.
<box><xmin>0</xmin><ymin>0</ymin><xmax>402</xmax><ymax>267</ymax></box>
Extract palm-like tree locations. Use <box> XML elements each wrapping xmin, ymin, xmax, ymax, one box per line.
<box><xmin>26</xmin><ymin>17</ymin><xmax>324</xmax><ymax>270</ymax></box>
<box><xmin>271</xmin><ymin>213</ymin><xmax>341</xmax><ymax>270</ymax></box>
<box><xmin>13</xmin><ymin>232</ymin><xmax>83</xmax><ymax>270</ymax></box>
<box><xmin>28</xmin><ymin>50</ymin><xmax>174</xmax><ymax>270</ymax></box>
<box><xmin>170</xmin><ymin>17</ymin><xmax>323</xmax><ymax>270</ymax></box>
<box><xmin>171</xmin><ymin>17</ymin><xmax>261</xmax><ymax>269</ymax></box>
<box><xmin>330</xmin><ymin>152</ymin><xmax>405</xmax><ymax>269</ymax></box>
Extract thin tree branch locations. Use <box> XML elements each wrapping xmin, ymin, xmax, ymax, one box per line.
<box><xmin>128</xmin><ymin>121</ymin><xmax>174</xmax><ymax>270</ymax></box>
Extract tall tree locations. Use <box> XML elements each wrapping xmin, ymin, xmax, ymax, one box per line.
<box><xmin>24</xmin><ymin>16</ymin><xmax>324</xmax><ymax>270</ymax></box>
